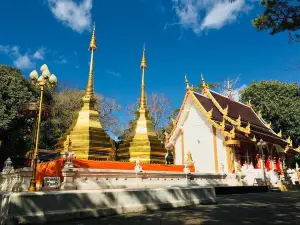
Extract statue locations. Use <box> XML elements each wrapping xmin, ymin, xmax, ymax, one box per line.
<box><xmin>134</xmin><ymin>158</ymin><xmax>143</xmax><ymax>173</ymax></box>
<box><xmin>2</xmin><ymin>157</ymin><xmax>14</xmax><ymax>173</ymax></box>
<box><xmin>183</xmin><ymin>160</ymin><xmax>190</xmax><ymax>173</ymax></box>
<box><xmin>63</xmin><ymin>151</ymin><xmax>75</xmax><ymax>169</ymax></box>
<box><xmin>165</xmin><ymin>150</ymin><xmax>174</xmax><ymax>165</ymax></box>
<box><xmin>64</xmin><ymin>135</ymin><xmax>72</xmax><ymax>152</ymax></box>
<box><xmin>187</xmin><ymin>151</ymin><xmax>193</xmax><ymax>164</ymax></box>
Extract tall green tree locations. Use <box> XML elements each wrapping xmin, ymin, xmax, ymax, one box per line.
<box><xmin>39</xmin><ymin>89</ymin><xmax>122</xmax><ymax>150</ymax></box>
<box><xmin>230</xmin><ymin>0</ymin><xmax>300</xmax><ymax>42</ymax></box>
<box><xmin>0</xmin><ymin>65</ymin><xmax>39</xmax><ymax>164</ymax></box>
<box><xmin>252</xmin><ymin>0</ymin><xmax>300</xmax><ymax>42</ymax></box>
<box><xmin>240</xmin><ymin>81</ymin><xmax>300</xmax><ymax>146</ymax></box>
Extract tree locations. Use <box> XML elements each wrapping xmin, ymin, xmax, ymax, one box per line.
<box><xmin>0</xmin><ymin>65</ymin><xmax>39</xmax><ymax>164</ymax></box>
<box><xmin>124</xmin><ymin>92</ymin><xmax>172</xmax><ymax>140</ymax></box>
<box><xmin>240</xmin><ymin>80</ymin><xmax>300</xmax><ymax>147</ymax></box>
<box><xmin>230</xmin><ymin>0</ymin><xmax>300</xmax><ymax>42</ymax></box>
<box><xmin>253</xmin><ymin>0</ymin><xmax>300</xmax><ymax>42</ymax></box>
<box><xmin>40</xmin><ymin>88</ymin><xmax>122</xmax><ymax>149</ymax></box>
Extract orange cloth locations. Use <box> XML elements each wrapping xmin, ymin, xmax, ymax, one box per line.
<box><xmin>36</xmin><ymin>159</ymin><xmax>195</xmax><ymax>184</ymax></box>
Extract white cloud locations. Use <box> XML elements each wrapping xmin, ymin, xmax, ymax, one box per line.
<box><xmin>47</xmin><ymin>0</ymin><xmax>93</xmax><ymax>33</ymax></box>
<box><xmin>55</xmin><ymin>56</ymin><xmax>68</xmax><ymax>64</ymax></box>
<box><xmin>33</xmin><ymin>48</ymin><xmax>46</xmax><ymax>60</ymax></box>
<box><xmin>106</xmin><ymin>70</ymin><xmax>121</xmax><ymax>77</ymax></box>
<box><xmin>13</xmin><ymin>54</ymin><xmax>35</xmax><ymax>69</ymax></box>
<box><xmin>231</xmin><ymin>84</ymin><xmax>247</xmax><ymax>101</ymax></box>
<box><xmin>0</xmin><ymin>45</ymin><xmax>35</xmax><ymax>69</ymax></box>
<box><xmin>171</xmin><ymin>0</ymin><xmax>251</xmax><ymax>34</ymax></box>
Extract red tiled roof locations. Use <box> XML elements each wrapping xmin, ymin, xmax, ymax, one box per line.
<box><xmin>192</xmin><ymin>91</ymin><xmax>288</xmax><ymax>147</ymax></box>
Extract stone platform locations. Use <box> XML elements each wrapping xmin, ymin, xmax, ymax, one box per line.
<box><xmin>0</xmin><ymin>186</ymin><xmax>216</xmax><ymax>225</ymax></box>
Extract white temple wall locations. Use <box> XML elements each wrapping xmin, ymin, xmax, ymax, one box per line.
<box><xmin>174</xmin><ymin>134</ymin><xmax>182</xmax><ymax>165</ymax></box>
<box><xmin>216</xmin><ymin>132</ymin><xmax>228</xmax><ymax>173</ymax></box>
<box><xmin>182</xmin><ymin>104</ymin><xmax>215</xmax><ymax>173</ymax></box>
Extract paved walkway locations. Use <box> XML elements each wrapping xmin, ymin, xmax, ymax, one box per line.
<box><xmin>48</xmin><ymin>191</ymin><xmax>300</xmax><ymax>225</ymax></box>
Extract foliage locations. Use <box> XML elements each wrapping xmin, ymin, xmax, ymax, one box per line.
<box><xmin>124</xmin><ymin>92</ymin><xmax>172</xmax><ymax>140</ymax></box>
<box><xmin>39</xmin><ymin>89</ymin><xmax>121</xmax><ymax>149</ymax></box>
<box><xmin>0</xmin><ymin>65</ymin><xmax>122</xmax><ymax>164</ymax></box>
<box><xmin>0</xmin><ymin>65</ymin><xmax>39</xmax><ymax>164</ymax></box>
<box><xmin>240</xmin><ymin>80</ymin><xmax>300</xmax><ymax>147</ymax></box>
<box><xmin>252</xmin><ymin>0</ymin><xmax>300</xmax><ymax>42</ymax></box>
<box><xmin>192</xmin><ymin>83</ymin><xmax>220</xmax><ymax>92</ymax></box>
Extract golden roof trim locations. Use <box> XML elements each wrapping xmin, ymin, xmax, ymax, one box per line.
<box><xmin>205</xmin><ymin>89</ymin><xmax>251</xmax><ymax>134</ymax></box>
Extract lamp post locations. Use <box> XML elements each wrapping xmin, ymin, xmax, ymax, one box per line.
<box><xmin>257</xmin><ymin>139</ymin><xmax>267</xmax><ymax>186</ymax></box>
<box><xmin>28</xmin><ymin>64</ymin><xmax>57</xmax><ymax>192</ymax></box>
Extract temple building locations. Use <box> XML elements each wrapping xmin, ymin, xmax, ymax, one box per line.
<box><xmin>166</xmin><ymin>75</ymin><xmax>299</xmax><ymax>174</ymax></box>
<box><xmin>117</xmin><ymin>47</ymin><xmax>167</xmax><ymax>163</ymax></box>
<box><xmin>56</xmin><ymin>24</ymin><xmax>114</xmax><ymax>160</ymax></box>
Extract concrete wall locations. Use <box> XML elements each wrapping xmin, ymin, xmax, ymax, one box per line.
<box><xmin>61</xmin><ymin>168</ymin><xmax>239</xmax><ymax>191</ymax></box>
<box><xmin>0</xmin><ymin>186</ymin><xmax>216</xmax><ymax>225</ymax></box>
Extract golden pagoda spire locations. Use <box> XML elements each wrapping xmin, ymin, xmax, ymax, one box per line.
<box><xmin>84</xmin><ymin>23</ymin><xmax>97</xmax><ymax>99</ymax></box>
<box><xmin>139</xmin><ymin>44</ymin><xmax>147</xmax><ymax>110</ymax></box>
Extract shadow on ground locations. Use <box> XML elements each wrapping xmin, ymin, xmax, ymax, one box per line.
<box><xmin>45</xmin><ymin>191</ymin><xmax>300</xmax><ymax>225</ymax></box>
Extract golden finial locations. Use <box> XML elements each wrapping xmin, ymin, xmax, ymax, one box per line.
<box><xmin>296</xmin><ymin>146</ymin><xmax>300</xmax><ymax>152</ymax></box>
<box><xmin>267</xmin><ymin>121</ymin><xmax>271</xmax><ymax>129</ymax></box>
<box><xmin>258</xmin><ymin>110</ymin><xmax>262</xmax><ymax>118</ymax></box>
<box><xmin>277</xmin><ymin>129</ymin><xmax>282</xmax><ymax>137</ymax></box>
<box><xmin>230</xmin><ymin>127</ymin><xmax>235</xmax><ymax>137</ymax></box>
<box><xmin>206</xmin><ymin>108</ymin><xmax>213</xmax><ymax>119</ymax></box>
<box><xmin>171</xmin><ymin>118</ymin><xmax>176</xmax><ymax>126</ymax></box>
<box><xmin>223</xmin><ymin>105</ymin><xmax>228</xmax><ymax>116</ymax></box>
<box><xmin>88</xmin><ymin>22</ymin><xmax>97</xmax><ymax>51</ymax></box>
<box><xmin>247</xmin><ymin>99</ymin><xmax>252</xmax><ymax>107</ymax></box>
<box><xmin>185</xmin><ymin>74</ymin><xmax>190</xmax><ymax>89</ymax></box>
<box><xmin>236</xmin><ymin>115</ymin><xmax>241</xmax><ymax>126</ymax></box>
<box><xmin>286</xmin><ymin>136</ymin><xmax>293</xmax><ymax>147</ymax></box>
<box><xmin>251</xmin><ymin>135</ymin><xmax>257</xmax><ymax>142</ymax></box>
<box><xmin>246</xmin><ymin>122</ymin><xmax>251</xmax><ymax>133</ymax></box>
<box><xmin>187</xmin><ymin>151</ymin><xmax>193</xmax><ymax>163</ymax></box>
<box><xmin>140</xmin><ymin>43</ymin><xmax>147</xmax><ymax>69</ymax></box>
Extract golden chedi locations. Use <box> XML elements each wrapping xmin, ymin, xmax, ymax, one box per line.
<box><xmin>117</xmin><ymin>46</ymin><xmax>167</xmax><ymax>163</ymax></box>
<box><xmin>56</xmin><ymin>24</ymin><xmax>114</xmax><ymax>160</ymax></box>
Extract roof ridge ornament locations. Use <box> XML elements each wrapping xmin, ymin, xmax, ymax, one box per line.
<box><xmin>286</xmin><ymin>136</ymin><xmax>293</xmax><ymax>147</ymax></box>
<box><xmin>223</xmin><ymin>105</ymin><xmax>228</xmax><ymax>116</ymax></box>
<box><xmin>267</xmin><ymin>121</ymin><xmax>271</xmax><ymax>129</ymax></box>
<box><xmin>277</xmin><ymin>129</ymin><xmax>282</xmax><ymax>137</ymax></box>
<box><xmin>247</xmin><ymin>99</ymin><xmax>252</xmax><ymax>107</ymax></box>
<box><xmin>184</xmin><ymin>74</ymin><xmax>190</xmax><ymax>90</ymax></box>
<box><xmin>236</xmin><ymin>115</ymin><xmax>241</xmax><ymax>127</ymax></box>
<box><xmin>258</xmin><ymin>110</ymin><xmax>262</xmax><ymax>118</ymax></box>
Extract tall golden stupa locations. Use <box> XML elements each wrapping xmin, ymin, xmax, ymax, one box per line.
<box><xmin>117</xmin><ymin>46</ymin><xmax>166</xmax><ymax>163</ymax></box>
<box><xmin>56</xmin><ymin>24</ymin><xmax>114</xmax><ymax>160</ymax></box>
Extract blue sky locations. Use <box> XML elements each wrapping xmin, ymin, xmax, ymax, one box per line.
<box><xmin>0</xmin><ymin>0</ymin><xmax>299</xmax><ymax>130</ymax></box>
